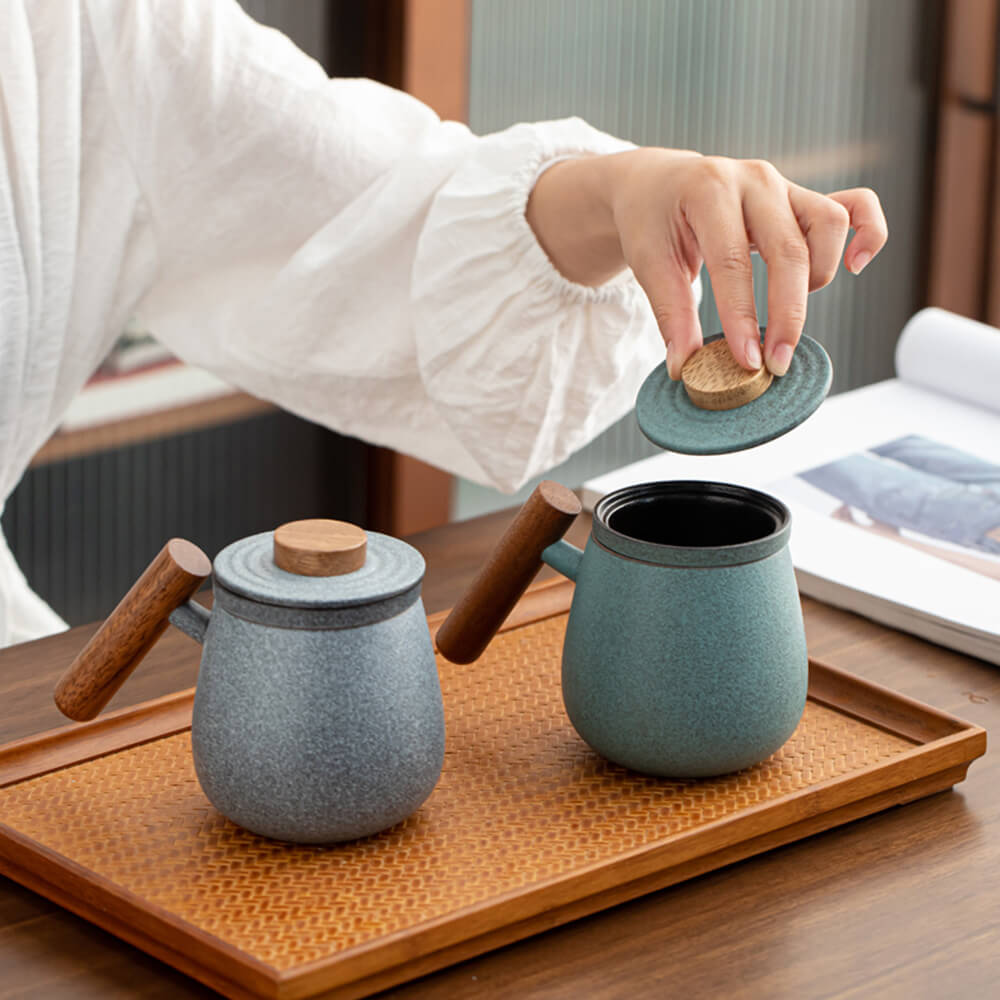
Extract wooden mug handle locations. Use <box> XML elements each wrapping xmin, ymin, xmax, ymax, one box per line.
<box><xmin>435</xmin><ymin>481</ymin><xmax>581</xmax><ymax>664</ymax></box>
<box><xmin>54</xmin><ymin>539</ymin><xmax>212</xmax><ymax>721</ymax></box>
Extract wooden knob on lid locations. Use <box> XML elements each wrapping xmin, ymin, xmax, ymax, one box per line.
<box><xmin>681</xmin><ymin>338</ymin><xmax>773</xmax><ymax>411</ymax></box>
<box><xmin>273</xmin><ymin>519</ymin><xmax>367</xmax><ymax>576</ymax></box>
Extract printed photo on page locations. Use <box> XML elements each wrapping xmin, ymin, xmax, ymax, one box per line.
<box><xmin>775</xmin><ymin>434</ymin><xmax>1000</xmax><ymax>584</ymax></box>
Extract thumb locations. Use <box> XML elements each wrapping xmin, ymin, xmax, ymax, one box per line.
<box><xmin>631</xmin><ymin>256</ymin><xmax>704</xmax><ymax>380</ymax></box>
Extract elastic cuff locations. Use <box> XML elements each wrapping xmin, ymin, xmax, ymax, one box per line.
<box><xmin>506</xmin><ymin>126</ymin><xmax>640</xmax><ymax>307</ymax></box>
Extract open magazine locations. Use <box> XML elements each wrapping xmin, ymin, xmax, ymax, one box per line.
<box><xmin>582</xmin><ymin>308</ymin><xmax>1000</xmax><ymax>665</ymax></box>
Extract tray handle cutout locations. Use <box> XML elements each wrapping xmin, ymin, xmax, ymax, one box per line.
<box><xmin>54</xmin><ymin>540</ymin><xmax>212</xmax><ymax>721</ymax></box>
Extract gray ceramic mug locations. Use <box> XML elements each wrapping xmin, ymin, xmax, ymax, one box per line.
<box><xmin>53</xmin><ymin>520</ymin><xmax>445</xmax><ymax>844</ymax></box>
<box><xmin>437</xmin><ymin>480</ymin><xmax>808</xmax><ymax>777</ymax></box>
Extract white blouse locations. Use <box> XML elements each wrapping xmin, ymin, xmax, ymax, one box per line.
<box><xmin>0</xmin><ymin>0</ymin><xmax>679</xmax><ymax>644</ymax></box>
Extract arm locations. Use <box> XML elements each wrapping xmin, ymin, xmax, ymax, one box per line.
<box><xmin>83</xmin><ymin>0</ymin><xmax>661</xmax><ymax>491</ymax></box>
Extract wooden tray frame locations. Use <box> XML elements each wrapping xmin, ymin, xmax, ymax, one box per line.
<box><xmin>0</xmin><ymin>579</ymin><xmax>987</xmax><ymax>1000</ymax></box>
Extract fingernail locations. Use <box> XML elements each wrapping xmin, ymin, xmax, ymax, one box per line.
<box><xmin>745</xmin><ymin>337</ymin><xmax>762</xmax><ymax>370</ymax></box>
<box><xmin>665</xmin><ymin>342</ymin><xmax>678</xmax><ymax>380</ymax></box>
<box><xmin>767</xmin><ymin>342</ymin><xmax>794</xmax><ymax>376</ymax></box>
<box><xmin>668</xmin><ymin>352</ymin><xmax>684</xmax><ymax>381</ymax></box>
<box><xmin>850</xmin><ymin>251</ymin><xmax>872</xmax><ymax>275</ymax></box>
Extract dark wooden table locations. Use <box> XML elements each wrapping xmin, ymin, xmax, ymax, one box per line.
<box><xmin>0</xmin><ymin>509</ymin><xmax>996</xmax><ymax>999</ymax></box>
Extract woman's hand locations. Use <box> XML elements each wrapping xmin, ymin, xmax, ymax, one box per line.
<box><xmin>526</xmin><ymin>149</ymin><xmax>888</xmax><ymax>378</ymax></box>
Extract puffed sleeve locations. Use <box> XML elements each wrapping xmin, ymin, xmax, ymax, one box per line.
<box><xmin>85</xmin><ymin>0</ymin><xmax>677</xmax><ymax>492</ymax></box>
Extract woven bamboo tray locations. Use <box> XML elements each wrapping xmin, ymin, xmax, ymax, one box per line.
<box><xmin>0</xmin><ymin>579</ymin><xmax>986</xmax><ymax>1000</ymax></box>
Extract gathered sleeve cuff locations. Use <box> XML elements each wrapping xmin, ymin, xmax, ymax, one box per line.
<box><xmin>412</xmin><ymin>117</ymin><xmax>674</xmax><ymax>490</ymax></box>
<box><xmin>91</xmin><ymin>0</ymin><xmax>687</xmax><ymax>494</ymax></box>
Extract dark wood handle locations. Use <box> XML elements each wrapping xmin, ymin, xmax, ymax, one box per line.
<box><xmin>435</xmin><ymin>481</ymin><xmax>581</xmax><ymax>664</ymax></box>
<box><xmin>54</xmin><ymin>539</ymin><xmax>212</xmax><ymax>721</ymax></box>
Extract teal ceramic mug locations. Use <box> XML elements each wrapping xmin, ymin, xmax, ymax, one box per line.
<box><xmin>436</xmin><ymin>480</ymin><xmax>808</xmax><ymax>777</ymax></box>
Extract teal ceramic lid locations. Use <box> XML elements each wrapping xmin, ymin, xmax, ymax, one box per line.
<box><xmin>635</xmin><ymin>331</ymin><xmax>832</xmax><ymax>455</ymax></box>
<box><xmin>213</xmin><ymin>526</ymin><xmax>425</xmax><ymax>609</ymax></box>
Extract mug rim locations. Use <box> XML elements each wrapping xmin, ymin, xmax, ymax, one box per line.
<box><xmin>592</xmin><ymin>480</ymin><xmax>791</xmax><ymax>568</ymax></box>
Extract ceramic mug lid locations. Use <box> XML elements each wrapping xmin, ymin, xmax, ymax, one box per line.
<box><xmin>635</xmin><ymin>331</ymin><xmax>832</xmax><ymax>455</ymax></box>
<box><xmin>213</xmin><ymin>520</ymin><xmax>425</xmax><ymax>609</ymax></box>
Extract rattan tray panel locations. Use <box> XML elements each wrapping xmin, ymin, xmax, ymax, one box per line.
<box><xmin>0</xmin><ymin>585</ymin><xmax>986</xmax><ymax>999</ymax></box>
<box><xmin>1</xmin><ymin>613</ymin><xmax>914</xmax><ymax>968</ymax></box>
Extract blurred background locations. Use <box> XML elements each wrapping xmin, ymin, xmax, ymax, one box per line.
<box><xmin>6</xmin><ymin>0</ymin><xmax>997</xmax><ymax>625</ymax></box>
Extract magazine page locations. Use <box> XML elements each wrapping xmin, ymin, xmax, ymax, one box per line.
<box><xmin>897</xmin><ymin>308</ymin><xmax>1000</xmax><ymax>416</ymax></box>
<box><xmin>773</xmin><ymin>441</ymin><xmax>1000</xmax><ymax>650</ymax></box>
<box><xmin>583</xmin><ymin>377</ymin><xmax>1000</xmax><ymax>507</ymax></box>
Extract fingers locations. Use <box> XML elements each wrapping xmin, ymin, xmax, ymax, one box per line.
<box><xmin>787</xmin><ymin>184</ymin><xmax>852</xmax><ymax>291</ymax></box>
<box><xmin>826</xmin><ymin>187</ymin><xmax>888</xmax><ymax>274</ymax></box>
<box><xmin>614</xmin><ymin>153</ymin><xmax>887</xmax><ymax>385</ymax></box>
<box><xmin>630</xmin><ymin>250</ymin><xmax>704</xmax><ymax>379</ymax></box>
<box><xmin>686</xmin><ymin>165</ymin><xmax>762</xmax><ymax>373</ymax></box>
<box><xmin>743</xmin><ymin>173</ymin><xmax>812</xmax><ymax>376</ymax></box>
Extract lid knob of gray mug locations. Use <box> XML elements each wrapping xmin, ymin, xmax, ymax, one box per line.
<box><xmin>274</xmin><ymin>519</ymin><xmax>367</xmax><ymax>576</ymax></box>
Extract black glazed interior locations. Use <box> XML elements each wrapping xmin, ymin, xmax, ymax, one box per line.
<box><xmin>597</xmin><ymin>481</ymin><xmax>788</xmax><ymax>549</ymax></box>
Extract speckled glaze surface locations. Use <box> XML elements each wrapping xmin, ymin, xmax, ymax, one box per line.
<box><xmin>187</xmin><ymin>597</ymin><xmax>444</xmax><ymax>843</ymax></box>
<box><xmin>166</xmin><ymin>528</ymin><xmax>444</xmax><ymax>844</ymax></box>
<box><xmin>213</xmin><ymin>530</ymin><xmax>425</xmax><ymax>608</ymax></box>
<box><xmin>635</xmin><ymin>331</ymin><xmax>832</xmax><ymax>455</ymax></box>
<box><xmin>541</xmin><ymin>481</ymin><xmax>808</xmax><ymax>777</ymax></box>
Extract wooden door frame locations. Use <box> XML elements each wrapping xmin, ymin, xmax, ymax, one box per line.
<box><xmin>928</xmin><ymin>0</ymin><xmax>999</xmax><ymax>320</ymax></box>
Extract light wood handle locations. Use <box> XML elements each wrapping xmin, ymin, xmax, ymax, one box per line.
<box><xmin>54</xmin><ymin>539</ymin><xmax>212</xmax><ymax>721</ymax></box>
<box><xmin>681</xmin><ymin>337</ymin><xmax>772</xmax><ymax>410</ymax></box>
<box><xmin>435</xmin><ymin>481</ymin><xmax>581</xmax><ymax>664</ymax></box>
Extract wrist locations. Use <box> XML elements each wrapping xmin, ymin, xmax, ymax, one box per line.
<box><xmin>526</xmin><ymin>154</ymin><xmax>626</xmax><ymax>286</ymax></box>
